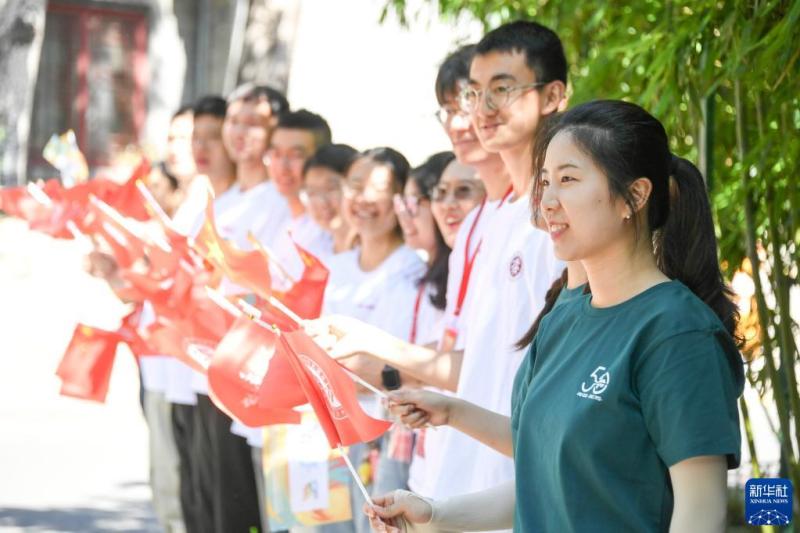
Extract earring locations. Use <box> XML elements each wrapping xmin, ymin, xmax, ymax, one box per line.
<box><xmin>624</xmin><ymin>213</ymin><xmax>632</xmax><ymax>221</ymax></box>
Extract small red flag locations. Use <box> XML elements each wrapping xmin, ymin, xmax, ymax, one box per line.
<box><xmin>276</xmin><ymin>329</ymin><xmax>392</xmax><ymax>448</ymax></box>
<box><xmin>194</xmin><ymin>191</ymin><xmax>272</xmax><ymax>300</ymax></box>
<box><xmin>273</xmin><ymin>241</ymin><xmax>329</xmax><ymax>319</ymax></box>
<box><xmin>85</xmin><ymin>198</ymin><xmax>147</xmax><ymax>268</ymax></box>
<box><xmin>116</xmin><ymin>305</ymin><xmax>155</xmax><ymax>358</ymax></box>
<box><xmin>105</xmin><ymin>159</ymin><xmax>151</xmax><ymax>221</ymax></box>
<box><xmin>56</xmin><ymin>324</ymin><xmax>121</xmax><ymax>403</ymax></box>
<box><xmin>208</xmin><ymin>315</ymin><xmax>304</xmax><ymax>426</ymax></box>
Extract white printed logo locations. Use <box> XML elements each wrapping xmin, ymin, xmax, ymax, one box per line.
<box><xmin>299</xmin><ymin>354</ymin><xmax>347</xmax><ymax>420</ymax></box>
<box><xmin>577</xmin><ymin>366</ymin><xmax>610</xmax><ymax>402</ymax></box>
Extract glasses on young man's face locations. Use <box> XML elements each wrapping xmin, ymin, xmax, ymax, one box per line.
<box><xmin>431</xmin><ymin>182</ymin><xmax>482</xmax><ymax>203</ymax></box>
<box><xmin>305</xmin><ymin>187</ymin><xmax>341</xmax><ymax>202</ymax></box>
<box><xmin>459</xmin><ymin>82</ymin><xmax>547</xmax><ymax>113</ymax></box>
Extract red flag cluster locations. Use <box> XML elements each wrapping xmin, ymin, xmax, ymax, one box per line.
<box><xmin>11</xmin><ymin>169</ymin><xmax>389</xmax><ymax>448</ymax></box>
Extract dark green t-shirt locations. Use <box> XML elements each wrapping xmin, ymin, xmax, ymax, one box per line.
<box><xmin>511</xmin><ymin>281</ymin><xmax>743</xmax><ymax>533</ymax></box>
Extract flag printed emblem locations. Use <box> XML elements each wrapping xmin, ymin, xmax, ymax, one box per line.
<box><xmin>299</xmin><ymin>353</ymin><xmax>347</xmax><ymax>420</ymax></box>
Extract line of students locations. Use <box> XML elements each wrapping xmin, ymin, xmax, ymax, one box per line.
<box><xmin>118</xmin><ymin>17</ymin><xmax>742</xmax><ymax>533</ymax></box>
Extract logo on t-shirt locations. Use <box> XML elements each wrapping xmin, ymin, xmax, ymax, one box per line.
<box><xmin>577</xmin><ymin>366</ymin><xmax>610</xmax><ymax>402</ymax></box>
<box><xmin>745</xmin><ymin>478</ymin><xmax>792</xmax><ymax>526</ymax></box>
<box><xmin>509</xmin><ymin>253</ymin><xmax>523</xmax><ymax>278</ymax></box>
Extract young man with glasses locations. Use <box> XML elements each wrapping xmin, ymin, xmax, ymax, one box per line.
<box><xmin>260</xmin><ymin>109</ymin><xmax>334</xmax><ymax>275</ymax></box>
<box><xmin>423</xmin><ymin>19</ymin><xmax>565</xmax><ymax>510</ymax></box>
<box><xmin>190</xmin><ymin>84</ymin><xmax>291</xmax><ymax>533</ymax></box>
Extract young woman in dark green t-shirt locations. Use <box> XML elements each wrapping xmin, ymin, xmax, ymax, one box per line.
<box><xmin>366</xmin><ymin>100</ymin><xmax>743</xmax><ymax>533</ymax></box>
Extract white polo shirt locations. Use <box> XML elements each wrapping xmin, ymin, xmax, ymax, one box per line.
<box><xmin>427</xmin><ymin>194</ymin><xmax>561</xmax><ymax>507</ymax></box>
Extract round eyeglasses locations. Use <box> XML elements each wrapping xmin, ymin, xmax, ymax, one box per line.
<box><xmin>459</xmin><ymin>82</ymin><xmax>547</xmax><ymax>113</ymax></box>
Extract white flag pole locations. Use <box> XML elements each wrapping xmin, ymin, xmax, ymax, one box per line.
<box><xmin>337</xmin><ymin>444</ymin><xmax>374</xmax><ymax>507</ymax></box>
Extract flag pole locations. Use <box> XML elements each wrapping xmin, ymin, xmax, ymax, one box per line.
<box><xmin>135</xmin><ymin>180</ymin><xmax>175</xmax><ymax>229</ymax></box>
<box><xmin>26</xmin><ymin>183</ymin><xmax>53</xmax><ymax>206</ymax></box>
<box><xmin>337</xmin><ymin>444</ymin><xmax>374</xmax><ymax>507</ymax></box>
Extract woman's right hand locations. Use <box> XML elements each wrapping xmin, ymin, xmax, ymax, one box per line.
<box><xmin>388</xmin><ymin>388</ymin><xmax>455</xmax><ymax>428</ymax></box>
<box><xmin>364</xmin><ymin>490</ymin><xmax>434</xmax><ymax>532</ymax></box>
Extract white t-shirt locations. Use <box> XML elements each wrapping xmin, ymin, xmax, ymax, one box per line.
<box><xmin>427</xmin><ymin>195</ymin><xmax>561</xmax><ymax>506</ymax></box>
<box><xmin>408</xmin><ymin>199</ymin><xmax>500</xmax><ymax>494</ymax></box>
<box><xmin>137</xmin><ymin>301</ymin><xmax>169</xmax><ymax>393</ymax></box>
<box><xmin>323</xmin><ymin>245</ymin><xmax>425</xmax><ymax>338</ymax></box>
<box><xmin>441</xmin><ymin>198</ymin><xmax>502</xmax><ymax>351</ymax></box>
<box><xmin>171</xmin><ymin>176</ymin><xmax>209</xmax><ymax>235</ymax></box>
<box><xmin>405</xmin><ymin>281</ymin><xmax>447</xmax><ymax>494</ymax></box>
<box><xmin>268</xmin><ymin>213</ymin><xmax>333</xmax><ymax>291</ymax></box>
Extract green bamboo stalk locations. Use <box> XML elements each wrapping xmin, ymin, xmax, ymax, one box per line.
<box><xmin>740</xmin><ymin>396</ymin><xmax>762</xmax><ymax>478</ymax></box>
<box><xmin>755</xmin><ymin>93</ymin><xmax>800</xmax><ymax>464</ymax></box>
<box><xmin>733</xmin><ymin>80</ymin><xmax>794</xmax><ymax>465</ymax></box>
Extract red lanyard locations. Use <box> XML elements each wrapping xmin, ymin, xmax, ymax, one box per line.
<box><xmin>452</xmin><ymin>199</ymin><xmax>486</xmax><ymax>319</ymax></box>
<box><xmin>497</xmin><ymin>184</ymin><xmax>513</xmax><ymax>208</ymax></box>
<box><xmin>409</xmin><ymin>283</ymin><xmax>426</xmax><ymax>343</ymax></box>
<box><xmin>451</xmin><ymin>185</ymin><xmax>511</xmax><ymax>319</ymax></box>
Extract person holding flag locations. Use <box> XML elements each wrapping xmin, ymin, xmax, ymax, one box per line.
<box><xmin>314</xmin><ymin>22</ymin><xmax>566</xmax><ymax>533</ymax></box>
<box><xmin>189</xmin><ymin>84</ymin><xmax>290</xmax><ymax>533</ymax></box>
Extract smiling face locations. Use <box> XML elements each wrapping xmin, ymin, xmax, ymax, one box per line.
<box><xmin>395</xmin><ymin>179</ymin><xmax>437</xmax><ymax>255</ymax></box>
<box><xmin>440</xmin><ymin>86</ymin><xmax>494</xmax><ymax>167</ymax></box>
<box><xmin>222</xmin><ymin>99</ymin><xmax>274</xmax><ymax>164</ymax></box>
<box><xmin>266</xmin><ymin>128</ymin><xmax>316</xmax><ymax>199</ymax></box>
<box><xmin>431</xmin><ymin>160</ymin><xmax>485</xmax><ymax>247</ymax></box>
<box><xmin>468</xmin><ymin>51</ymin><xmax>550</xmax><ymax>154</ymax></box>
<box><xmin>192</xmin><ymin>114</ymin><xmax>234</xmax><ymax>179</ymax></box>
<box><xmin>539</xmin><ymin>131</ymin><xmax>632</xmax><ymax>262</ymax></box>
<box><xmin>343</xmin><ymin>157</ymin><xmax>400</xmax><ymax>241</ymax></box>
<box><xmin>166</xmin><ymin>112</ymin><xmax>195</xmax><ymax>182</ymax></box>
<box><xmin>304</xmin><ymin>166</ymin><xmax>344</xmax><ymax>230</ymax></box>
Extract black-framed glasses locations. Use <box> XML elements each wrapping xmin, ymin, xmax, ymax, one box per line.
<box><xmin>431</xmin><ymin>182</ymin><xmax>482</xmax><ymax>203</ymax></box>
<box><xmin>459</xmin><ymin>82</ymin><xmax>547</xmax><ymax>113</ymax></box>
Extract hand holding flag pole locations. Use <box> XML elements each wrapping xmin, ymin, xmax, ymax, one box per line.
<box><xmin>206</xmin><ymin>287</ymin><xmax>386</xmax><ymax>506</ymax></box>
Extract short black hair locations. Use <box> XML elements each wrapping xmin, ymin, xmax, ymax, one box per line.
<box><xmin>360</xmin><ymin>147</ymin><xmax>410</xmax><ymax>193</ymax></box>
<box><xmin>303</xmin><ymin>143</ymin><xmax>358</xmax><ymax>177</ymax></box>
<box><xmin>435</xmin><ymin>44</ymin><xmax>476</xmax><ymax>105</ymax></box>
<box><xmin>226</xmin><ymin>83</ymin><xmax>290</xmax><ymax>116</ymax></box>
<box><xmin>276</xmin><ymin>109</ymin><xmax>332</xmax><ymax>149</ymax></box>
<box><xmin>193</xmin><ymin>95</ymin><xmax>227</xmax><ymax>119</ymax></box>
<box><xmin>475</xmin><ymin>20</ymin><xmax>567</xmax><ymax>85</ymax></box>
<box><xmin>172</xmin><ymin>104</ymin><xmax>193</xmax><ymax>120</ymax></box>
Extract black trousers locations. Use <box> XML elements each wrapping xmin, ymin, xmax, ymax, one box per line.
<box><xmin>171</xmin><ymin>402</ymin><xmax>199</xmax><ymax>533</ymax></box>
<box><xmin>194</xmin><ymin>393</ymin><xmax>262</xmax><ymax>533</ymax></box>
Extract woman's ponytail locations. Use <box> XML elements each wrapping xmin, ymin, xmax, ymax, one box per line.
<box><xmin>654</xmin><ymin>155</ymin><xmax>741</xmax><ymax>342</ymax></box>
<box><xmin>515</xmin><ymin>268</ymin><xmax>569</xmax><ymax>350</ymax></box>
